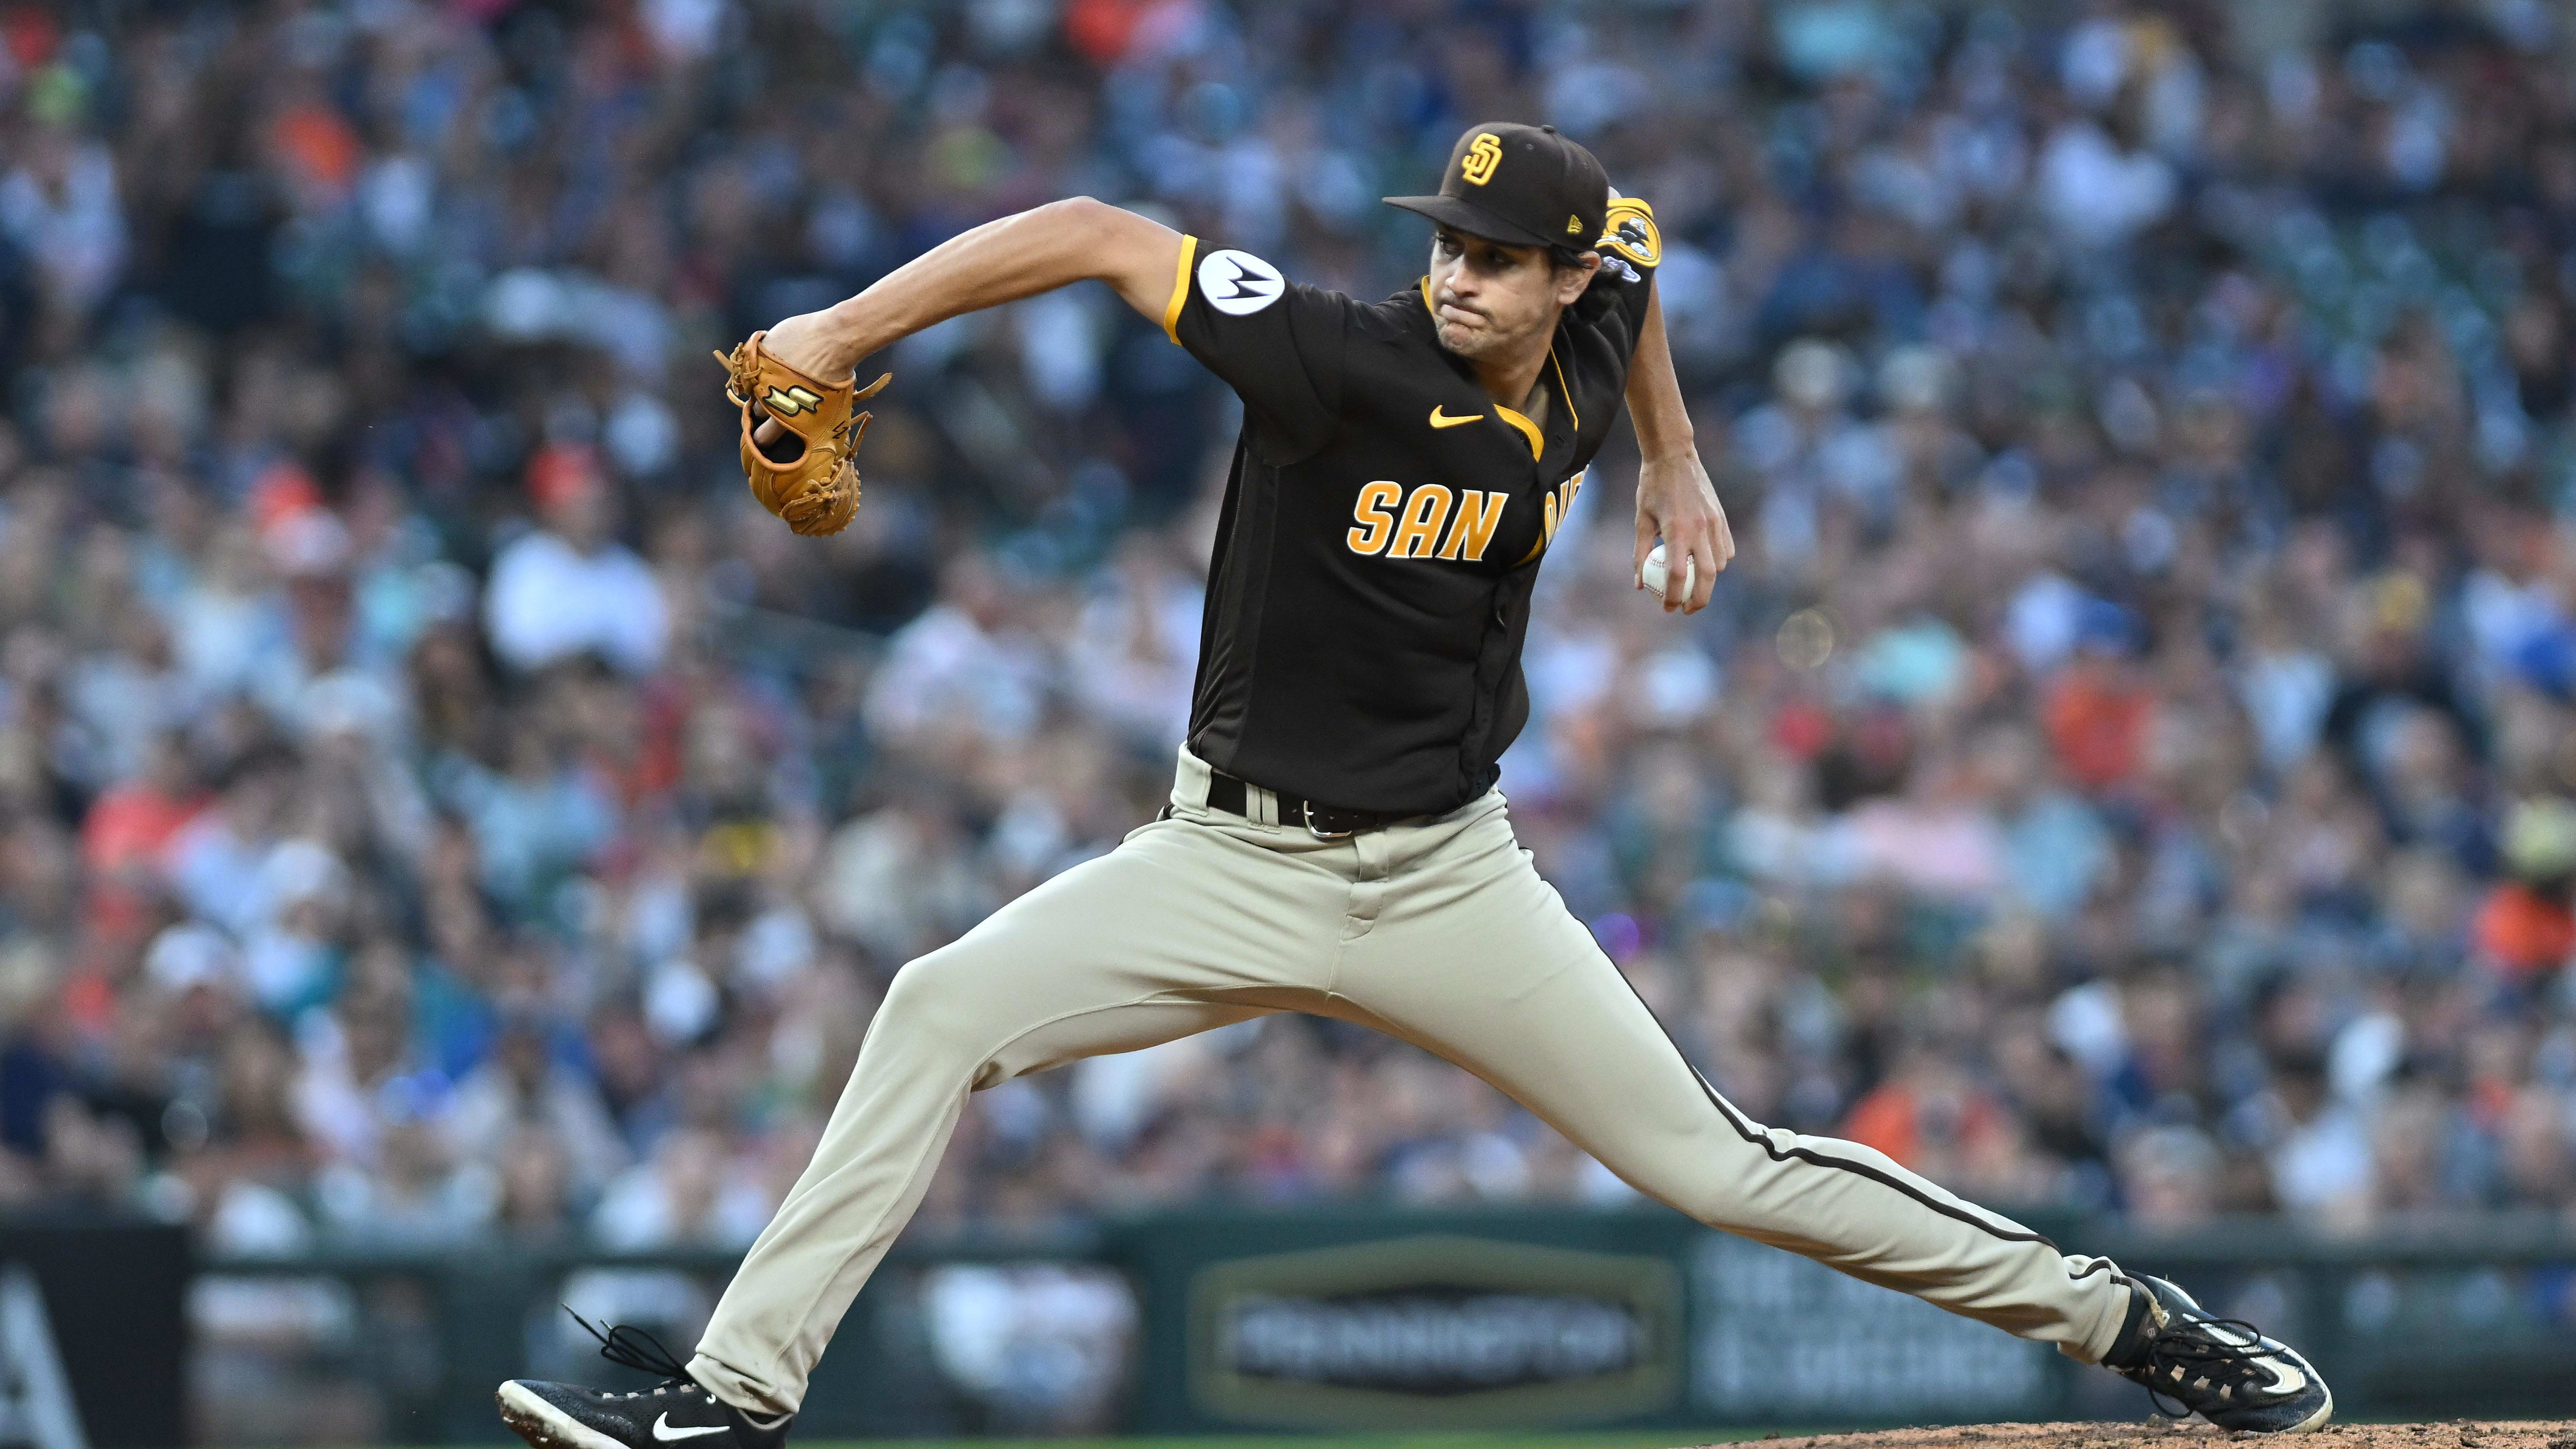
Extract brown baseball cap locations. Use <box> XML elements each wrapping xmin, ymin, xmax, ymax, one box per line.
<box><xmin>1385</xmin><ymin>122</ymin><xmax>1609</xmax><ymax>252</ymax></box>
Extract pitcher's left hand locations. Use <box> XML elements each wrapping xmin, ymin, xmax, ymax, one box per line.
<box><xmin>1633</xmin><ymin>447</ymin><xmax>1733</xmax><ymax>614</ymax></box>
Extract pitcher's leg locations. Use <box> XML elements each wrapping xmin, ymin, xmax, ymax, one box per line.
<box><xmin>691</xmin><ymin>815</ymin><xmax>1345</xmax><ymax>1413</ymax></box>
<box><xmin>1334</xmin><ymin>802</ymin><xmax>2133</xmax><ymax>1360</ymax></box>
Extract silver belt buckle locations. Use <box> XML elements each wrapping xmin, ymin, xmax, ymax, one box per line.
<box><xmin>1302</xmin><ymin>801</ymin><xmax>1355</xmax><ymax>840</ymax></box>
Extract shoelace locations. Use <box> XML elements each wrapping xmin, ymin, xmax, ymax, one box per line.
<box><xmin>2129</xmin><ymin>1312</ymin><xmax>2279</xmax><ymax>1417</ymax></box>
<box><xmin>566</xmin><ymin>1309</ymin><xmax>708</xmax><ymax>1403</ymax></box>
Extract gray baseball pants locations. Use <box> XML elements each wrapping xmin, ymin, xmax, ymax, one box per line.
<box><xmin>690</xmin><ymin>749</ymin><xmax>2134</xmax><ymax>1413</ymax></box>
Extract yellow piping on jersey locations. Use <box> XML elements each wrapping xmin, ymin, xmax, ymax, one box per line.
<box><xmin>1491</xmin><ymin>405</ymin><xmax>1541</xmax><ymax>460</ymax></box>
<box><xmin>1419</xmin><ymin>275</ymin><xmax>1433</xmax><ymax>312</ymax></box>
<box><xmin>1163</xmin><ymin>235</ymin><xmax>1199</xmax><ymax>345</ymax></box>
<box><xmin>1549</xmin><ymin>346</ymin><xmax>1577</xmax><ymax>433</ymax></box>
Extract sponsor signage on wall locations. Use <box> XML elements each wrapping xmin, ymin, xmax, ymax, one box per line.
<box><xmin>1690</xmin><ymin>1231</ymin><xmax>2056</xmax><ymax>1419</ymax></box>
<box><xmin>1188</xmin><ymin>1234</ymin><xmax>1681</xmax><ymax>1428</ymax></box>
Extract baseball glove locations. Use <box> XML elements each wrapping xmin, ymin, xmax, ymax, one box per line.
<box><xmin>715</xmin><ymin>331</ymin><xmax>893</xmax><ymax>537</ymax></box>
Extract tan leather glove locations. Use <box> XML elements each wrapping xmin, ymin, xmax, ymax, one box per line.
<box><xmin>715</xmin><ymin>331</ymin><xmax>892</xmax><ymax>537</ymax></box>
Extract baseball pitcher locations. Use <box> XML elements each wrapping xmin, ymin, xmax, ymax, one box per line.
<box><xmin>498</xmin><ymin>124</ymin><xmax>2331</xmax><ymax>1448</ymax></box>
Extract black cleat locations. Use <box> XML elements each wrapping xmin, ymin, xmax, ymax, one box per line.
<box><xmin>498</xmin><ymin>1315</ymin><xmax>793</xmax><ymax>1449</ymax></box>
<box><xmin>2106</xmin><ymin>1274</ymin><xmax>2333</xmax><ymax>1433</ymax></box>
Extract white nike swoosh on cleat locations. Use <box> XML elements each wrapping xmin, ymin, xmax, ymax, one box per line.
<box><xmin>2252</xmin><ymin>1353</ymin><xmax>2306</xmax><ymax>1397</ymax></box>
<box><xmin>652</xmin><ymin>1415</ymin><xmax>730</xmax><ymax>1442</ymax></box>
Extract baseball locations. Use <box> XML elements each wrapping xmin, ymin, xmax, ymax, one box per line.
<box><xmin>1641</xmin><ymin>542</ymin><xmax>1695</xmax><ymax>602</ymax></box>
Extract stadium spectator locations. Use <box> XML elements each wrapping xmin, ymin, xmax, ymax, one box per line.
<box><xmin>0</xmin><ymin>0</ymin><xmax>2570</xmax><ymax>1295</ymax></box>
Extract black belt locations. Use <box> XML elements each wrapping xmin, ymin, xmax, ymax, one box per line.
<box><xmin>1205</xmin><ymin>772</ymin><xmax>1405</xmax><ymax>838</ymax></box>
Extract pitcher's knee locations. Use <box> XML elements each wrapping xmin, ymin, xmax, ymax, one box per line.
<box><xmin>1628</xmin><ymin>1165</ymin><xmax>1753</xmax><ymax>1229</ymax></box>
<box><xmin>1618</xmin><ymin>1122</ymin><xmax>1810</xmax><ymax>1236</ymax></box>
<box><xmin>871</xmin><ymin>946</ymin><xmax>1011</xmax><ymax>1068</ymax></box>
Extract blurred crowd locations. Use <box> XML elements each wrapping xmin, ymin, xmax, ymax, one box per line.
<box><xmin>3</xmin><ymin>0</ymin><xmax>2576</xmax><ymax>1277</ymax></box>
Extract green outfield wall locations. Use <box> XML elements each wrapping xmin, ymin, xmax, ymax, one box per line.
<box><xmin>15</xmin><ymin>1207</ymin><xmax>2576</xmax><ymax>1444</ymax></box>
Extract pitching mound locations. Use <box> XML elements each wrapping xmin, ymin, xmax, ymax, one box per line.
<box><xmin>1719</xmin><ymin>1424</ymin><xmax>2576</xmax><ymax>1449</ymax></box>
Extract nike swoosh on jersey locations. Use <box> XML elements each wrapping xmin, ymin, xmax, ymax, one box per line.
<box><xmin>1428</xmin><ymin>406</ymin><xmax>1483</xmax><ymax>429</ymax></box>
<box><xmin>653</xmin><ymin>1416</ymin><xmax>730</xmax><ymax>1441</ymax></box>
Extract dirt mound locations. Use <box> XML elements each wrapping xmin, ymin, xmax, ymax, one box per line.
<box><xmin>1712</xmin><ymin>1424</ymin><xmax>2576</xmax><ymax>1449</ymax></box>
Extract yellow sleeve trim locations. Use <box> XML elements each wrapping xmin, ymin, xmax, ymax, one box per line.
<box><xmin>1492</xmin><ymin>404</ymin><xmax>1542</xmax><ymax>461</ymax></box>
<box><xmin>1162</xmin><ymin>234</ymin><xmax>1199</xmax><ymax>345</ymax></box>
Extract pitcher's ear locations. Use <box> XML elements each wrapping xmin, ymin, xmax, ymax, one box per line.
<box><xmin>1557</xmin><ymin>250</ymin><xmax>1602</xmax><ymax>304</ymax></box>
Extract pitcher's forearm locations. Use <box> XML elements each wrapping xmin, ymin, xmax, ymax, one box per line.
<box><xmin>1624</xmin><ymin>286</ymin><xmax>1697</xmax><ymax>464</ymax></box>
<box><xmin>795</xmin><ymin>198</ymin><xmax>1185</xmax><ymax>377</ymax></box>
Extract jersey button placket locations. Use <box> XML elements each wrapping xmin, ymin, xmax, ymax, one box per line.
<box><xmin>1500</xmin><ymin>373</ymin><xmax>1570</xmax><ymax>563</ymax></box>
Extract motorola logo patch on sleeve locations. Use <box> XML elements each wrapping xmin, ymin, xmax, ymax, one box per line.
<box><xmin>1199</xmin><ymin>249</ymin><xmax>1286</xmax><ymax>316</ymax></box>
